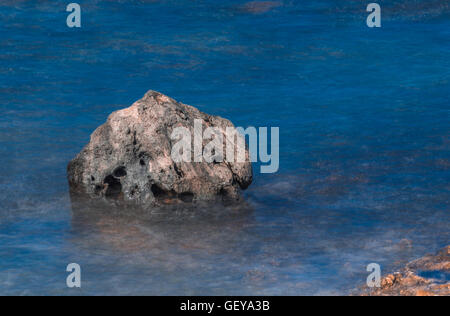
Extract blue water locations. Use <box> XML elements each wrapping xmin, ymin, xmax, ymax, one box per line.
<box><xmin>418</xmin><ymin>270</ymin><xmax>450</xmax><ymax>284</ymax></box>
<box><xmin>0</xmin><ymin>0</ymin><xmax>449</xmax><ymax>295</ymax></box>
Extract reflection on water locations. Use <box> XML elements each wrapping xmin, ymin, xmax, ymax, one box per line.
<box><xmin>69</xmin><ymin>196</ymin><xmax>254</xmax><ymax>256</ymax></box>
<box><xmin>0</xmin><ymin>0</ymin><xmax>449</xmax><ymax>295</ymax></box>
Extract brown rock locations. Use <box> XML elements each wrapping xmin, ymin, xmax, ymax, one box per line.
<box><xmin>380</xmin><ymin>273</ymin><xmax>399</xmax><ymax>288</ymax></box>
<box><xmin>67</xmin><ymin>90</ymin><xmax>253</xmax><ymax>208</ymax></box>
<box><xmin>415</xmin><ymin>289</ymin><xmax>435</xmax><ymax>296</ymax></box>
<box><xmin>362</xmin><ymin>245</ymin><xmax>449</xmax><ymax>296</ymax></box>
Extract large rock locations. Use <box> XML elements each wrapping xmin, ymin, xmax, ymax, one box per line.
<box><xmin>67</xmin><ymin>90</ymin><xmax>252</xmax><ymax>208</ymax></box>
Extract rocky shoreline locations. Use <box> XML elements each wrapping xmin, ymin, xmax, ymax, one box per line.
<box><xmin>362</xmin><ymin>246</ymin><xmax>449</xmax><ymax>296</ymax></box>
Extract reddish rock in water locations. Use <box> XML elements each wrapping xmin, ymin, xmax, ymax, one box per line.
<box><xmin>363</xmin><ymin>246</ymin><xmax>450</xmax><ymax>296</ymax></box>
<box><xmin>67</xmin><ymin>90</ymin><xmax>252</xmax><ymax>208</ymax></box>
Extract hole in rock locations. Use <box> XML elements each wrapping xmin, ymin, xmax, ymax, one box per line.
<box><xmin>173</xmin><ymin>164</ymin><xmax>183</xmax><ymax>177</ymax></box>
<box><xmin>151</xmin><ymin>184</ymin><xmax>169</xmax><ymax>199</ymax></box>
<box><xmin>150</xmin><ymin>184</ymin><xmax>179</xmax><ymax>202</ymax></box>
<box><xmin>104</xmin><ymin>175</ymin><xmax>122</xmax><ymax>199</ymax></box>
<box><xmin>219</xmin><ymin>188</ymin><xmax>228</xmax><ymax>197</ymax></box>
<box><xmin>130</xmin><ymin>185</ymin><xmax>139</xmax><ymax>197</ymax></box>
<box><xmin>94</xmin><ymin>185</ymin><xmax>103</xmax><ymax>194</ymax></box>
<box><xmin>178</xmin><ymin>192</ymin><xmax>194</xmax><ymax>203</ymax></box>
<box><xmin>113</xmin><ymin>166</ymin><xmax>127</xmax><ymax>178</ymax></box>
<box><xmin>219</xmin><ymin>187</ymin><xmax>235</xmax><ymax>205</ymax></box>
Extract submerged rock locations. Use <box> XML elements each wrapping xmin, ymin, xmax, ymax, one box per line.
<box><xmin>67</xmin><ymin>90</ymin><xmax>252</xmax><ymax>208</ymax></box>
<box><xmin>363</xmin><ymin>246</ymin><xmax>450</xmax><ymax>296</ymax></box>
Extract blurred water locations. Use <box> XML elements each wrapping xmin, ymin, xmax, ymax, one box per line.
<box><xmin>0</xmin><ymin>0</ymin><xmax>449</xmax><ymax>295</ymax></box>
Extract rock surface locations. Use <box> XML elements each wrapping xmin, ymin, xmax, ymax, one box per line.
<box><xmin>67</xmin><ymin>90</ymin><xmax>252</xmax><ymax>208</ymax></box>
<box><xmin>363</xmin><ymin>246</ymin><xmax>450</xmax><ymax>296</ymax></box>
